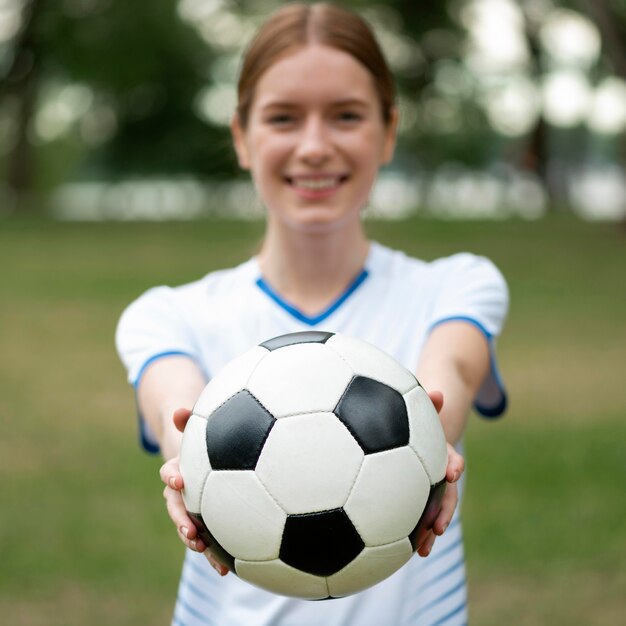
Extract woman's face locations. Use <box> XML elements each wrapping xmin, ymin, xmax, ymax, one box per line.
<box><xmin>232</xmin><ymin>44</ymin><xmax>397</xmax><ymax>234</ymax></box>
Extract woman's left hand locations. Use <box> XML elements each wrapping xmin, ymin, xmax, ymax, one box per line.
<box><xmin>413</xmin><ymin>391</ymin><xmax>465</xmax><ymax>557</ymax></box>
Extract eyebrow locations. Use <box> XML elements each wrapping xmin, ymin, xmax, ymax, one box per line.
<box><xmin>260</xmin><ymin>98</ymin><xmax>370</xmax><ymax>110</ymax></box>
<box><xmin>331</xmin><ymin>98</ymin><xmax>370</xmax><ymax>108</ymax></box>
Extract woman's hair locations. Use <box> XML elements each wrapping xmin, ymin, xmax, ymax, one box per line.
<box><xmin>236</xmin><ymin>3</ymin><xmax>396</xmax><ymax>128</ymax></box>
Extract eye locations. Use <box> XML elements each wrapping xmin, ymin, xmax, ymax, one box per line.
<box><xmin>336</xmin><ymin>110</ymin><xmax>363</xmax><ymax>123</ymax></box>
<box><xmin>266</xmin><ymin>113</ymin><xmax>296</xmax><ymax>126</ymax></box>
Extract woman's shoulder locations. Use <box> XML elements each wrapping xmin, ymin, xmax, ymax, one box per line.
<box><xmin>135</xmin><ymin>257</ymin><xmax>258</xmax><ymax>302</ymax></box>
<box><xmin>428</xmin><ymin>251</ymin><xmax>505</xmax><ymax>280</ymax></box>
<box><xmin>371</xmin><ymin>242</ymin><xmax>504</xmax><ymax>282</ymax></box>
<box><xmin>119</xmin><ymin>257</ymin><xmax>259</xmax><ymax>327</ymax></box>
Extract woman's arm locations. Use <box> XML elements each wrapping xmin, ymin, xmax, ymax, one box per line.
<box><xmin>416</xmin><ymin>320</ymin><xmax>491</xmax><ymax>446</ymax></box>
<box><xmin>137</xmin><ymin>355</ymin><xmax>206</xmax><ymax>461</ymax></box>
<box><xmin>137</xmin><ymin>356</ymin><xmax>229</xmax><ymax>575</ymax></box>
<box><xmin>411</xmin><ymin>320</ymin><xmax>491</xmax><ymax>556</ymax></box>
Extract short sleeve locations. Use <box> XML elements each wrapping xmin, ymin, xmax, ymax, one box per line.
<box><xmin>428</xmin><ymin>253</ymin><xmax>509</xmax><ymax>418</ymax></box>
<box><xmin>115</xmin><ymin>286</ymin><xmax>204</xmax><ymax>453</ymax></box>
<box><xmin>116</xmin><ymin>286</ymin><xmax>203</xmax><ymax>386</ymax></box>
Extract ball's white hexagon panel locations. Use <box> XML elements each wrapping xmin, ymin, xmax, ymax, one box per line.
<box><xmin>344</xmin><ymin>447</ymin><xmax>430</xmax><ymax>546</ymax></box>
<box><xmin>255</xmin><ymin>412</ymin><xmax>364</xmax><ymax>515</ymax></box>
<box><xmin>326</xmin><ymin>538</ymin><xmax>413</xmax><ymax>598</ymax></box>
<box><xmin>246</xmin><ymin>343</ymin><xmax>354</xmax><ymax>417</ymax></box>
<box><xmin>193</xmin><ymin>346</ymin><xmax>268</xmax><ymax>418</ymax></box>
<box><xmin>179</xmin><ymin>414</ymin><xmax>212</xmax><ymax>513</ymax></box>
<box><xmin>201</xmin><ymin>470</ymin><xmax>286</xmax><ymax>561</ymax></box>
<box><xmin>405</xmin><ymin>385</ymin><xmax>448</xmax><ymax>484</ymax></box>
<box><xmin>235</xmin><ymin>558</ymin><xmax>329</xmax><ymax>599</ymax></box>
<box><xmin>326</xmin><ymin>333</ymin><xmax>417</xmax><ymax>394</ymax></box>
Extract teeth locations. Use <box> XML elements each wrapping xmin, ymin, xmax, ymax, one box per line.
<box><xmin>293</xmin><ymin>178</ymin><xmax>339</xmax><ymax>190</ymax></box>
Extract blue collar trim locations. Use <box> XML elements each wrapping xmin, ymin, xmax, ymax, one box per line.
<box><xmin>256</xmin><ymin>269</ymin><xmax>369</xmax><ymax>326</ymax></box>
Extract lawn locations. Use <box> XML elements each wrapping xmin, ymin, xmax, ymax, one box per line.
<box><xmin>1</xmin><ymin>215</ymin><xmax>624</xmax><ymax>625</ymax></box>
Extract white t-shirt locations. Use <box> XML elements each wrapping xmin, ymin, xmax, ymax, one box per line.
<box><xmin>116</xmin><ymin>241</ymin><xmax>509</xmax><ymax>626</ymax></box>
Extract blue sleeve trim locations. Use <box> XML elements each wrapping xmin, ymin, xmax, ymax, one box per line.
<box><xmin>475</xmin><ymin>393</ymin><xmax>508</xmax><ymax>418</ymax></box>
<box><xmin>132</xmin><ymin>350</ymin><xmax>197</xmax><ymax>455</ymax></box>
<box><xmin>430</xmin><ymin>315</ymin><xmax>493</xmax><ymax>340</ymax></box>
<box><xmin>137</xmin><ymin>402</ymin><xmax>161</xmax><ymax>455</ymax></box>
<box><xmin>428</xmin><ymin>315</ymin><xmax>507</xmax><ymax>420</ymax></box>
<box><xmin>474</xmin><ymin>346</ymin><xmax>508</xmax><ymax>419</ymax></box>
<box><xmin>132</xmin><ymin>350</ymin><xmax>196</xmax><ymax>388</ymax></box>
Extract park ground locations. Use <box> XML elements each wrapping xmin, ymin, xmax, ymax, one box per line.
<box><xmin>1</xmin><ymin>215</ymin><xmax>624</xmax><ymax>625</ymax></box>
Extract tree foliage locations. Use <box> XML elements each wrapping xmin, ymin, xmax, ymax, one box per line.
<box><xmin>0</xmin><ymin>0</ymin><xmax>624</xmax><ymax>210</ymax></box>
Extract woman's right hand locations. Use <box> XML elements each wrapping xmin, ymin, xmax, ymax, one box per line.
<box><xmin>159</xmin><ymin>408</ymin><xmax>229</xmax><ymax>576</ymax></box>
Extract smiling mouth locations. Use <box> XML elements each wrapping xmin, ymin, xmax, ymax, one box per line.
<box><xmin>286</xmin><ymin>175</ymin><xmax>349</xmax><ymax>191</ymax></box>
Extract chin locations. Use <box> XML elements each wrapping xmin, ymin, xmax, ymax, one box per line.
<box><xmin>287</xmin><ymin>211</ymin><xmax>360</xmax><ymax>237</ymax></box>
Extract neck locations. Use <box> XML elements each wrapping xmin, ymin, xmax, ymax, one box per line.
<box><xmin>257</xmin><ymin>220</ymin><xmax>370</xmax><ymax>316</ymax></box>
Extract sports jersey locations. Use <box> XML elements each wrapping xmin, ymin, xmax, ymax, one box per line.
<box><xmin>116</xmin><ymin>241</ymin><xmax>509</xmax><ymax>626</ymax></box>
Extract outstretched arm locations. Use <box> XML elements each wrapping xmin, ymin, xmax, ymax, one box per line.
<box><xmin>137</xmin><ymin>355</ymin><xmax>205</xmax><ymax>461</ymax></box>
<box><xmin>137</xmin><ymin>356</ymin><xmax>228</xmax><ymax>575</ymax></box>
<box><xmin>413</xmin><ymin>320</ymin><xmax>491</xmax><ymax>556</ymax></box>
<box><xmin>417</xmin><ymin>320</ymin><xmax>490</xmax><ymax>446</ymax></box>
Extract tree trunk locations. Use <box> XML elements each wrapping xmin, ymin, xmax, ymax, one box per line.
<box><xmin>520</xmin><ymin>7</ymin><xmax>561</xmax><ymax>211</ymax></box>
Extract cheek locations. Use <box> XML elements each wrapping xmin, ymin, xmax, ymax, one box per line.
<box><xmin>341</xmin><ymin>128</ymin><xmax>388</xmax><ymax>169</ymax></box>
<box><xmin>248</xmin><ymin>135</ymin><xmax>292</xmax><ymax>176</ymax></box>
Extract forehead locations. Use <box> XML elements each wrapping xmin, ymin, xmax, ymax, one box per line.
<box><xmin>252</xmin><ymin>44</ymin><xmax>379</xmax><ymax>109</ymax></box>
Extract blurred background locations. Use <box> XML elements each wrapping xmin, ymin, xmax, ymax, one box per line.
<box><xmin>1</xmin><ymin>0</ymin><xmax>625</xmax><ymax>220</ymax></box>
<box><xmin>1</xmin><ymin>1</ymin><xmax>625</xmax><ymax>625</ymax></box>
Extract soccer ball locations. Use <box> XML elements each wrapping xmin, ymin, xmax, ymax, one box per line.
<box><xmin>179</xmin><ymin>331</ymin><xmax>448</xmax><ymax>600</ymax></box>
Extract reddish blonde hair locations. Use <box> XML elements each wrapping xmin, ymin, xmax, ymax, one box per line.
<box><xmin>236</xmin><ymin>3</ymin><xmax>396</xmax><ymax>128</ymax></box>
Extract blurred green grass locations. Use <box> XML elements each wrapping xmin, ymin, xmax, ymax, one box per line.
<box><xmin>1</xmin><ymin>215</ymin><xmax>624</xmax><ymax>625</ymax></box>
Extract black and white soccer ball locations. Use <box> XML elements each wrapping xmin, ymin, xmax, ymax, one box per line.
<box><xmin>180</xmin><ymin>331</ymin><xmax>448</xmax><ymax>600</ymax></box>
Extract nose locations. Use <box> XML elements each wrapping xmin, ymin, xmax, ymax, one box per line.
<box><xmin>295</xmin><ymin>114</ymin><xmax>332</xmax><ymax>164</ymax></box>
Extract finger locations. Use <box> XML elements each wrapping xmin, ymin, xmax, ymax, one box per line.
<box><xmin>176</xmin><ymin>525</ymin><xmax>206</xmax><ymax>553</ymax></box>
<box><xmin>432</xmin><ymin>483</ymin><xmax>458</xmax><ymax>536</ymax></box>
<box><xmin>412</xmin><ymin>526</ymin><xmax>430</xmax><ymax>552</ymax></box>
<box><xmin>427</xmin><ymin>390</ymin><xmax>444</xmax><ymax>414</ymax></box>
<box><xmin>418</xmin><ymin>532</ymin><xmax>437</xmax><ymax>556</ymax></box>
<box><xmin>416</xmin><ymin>530</ymin><xmax>436</xmax><ymax>557</ymax></box>
<box><xmin>204</xmin><ymin>551</ymin><xmax>229</xmax><ymax>577</ymax></box>
<box><xmin>173</xmin><ymin>407</ymin><xmax>193</xmax><ymax>433</ymax></box>
<box><xmin>163</xmin><ymin>486</ymin><xmax>206</xmax><ymax>552</ymax></box>
<box><xmin>163</xmin><ymin>485</ymin><xmax>191</xmax><ymax>532</ymax></box>
<box><xmin>445</xmin><ymin>445</ymin><xmax>465</xmax><ymax>483</ymax></box>
<box><xmin>159</xmin><ymin>458</ymin><xmax>183</xmax><ymax>490</ymax></box>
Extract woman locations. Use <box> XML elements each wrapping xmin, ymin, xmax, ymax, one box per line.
<box><xmin>116</xmin><ymin>4</ymin><xmax>508</xmax><ymax>625</ymax></box>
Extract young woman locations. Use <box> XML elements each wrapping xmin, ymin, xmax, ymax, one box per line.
<box><xmin>116</xmin><ymin>4</ymin><xmax>508</xmax><ymax>625</ymax></box>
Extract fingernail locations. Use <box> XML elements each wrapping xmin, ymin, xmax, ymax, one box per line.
<box><xmin>190</xmin><ymin>539</ymin><xmax>197</xmax><ymax>551</ymax></box>
<box><xmin>442</xmin><ymin>523</ymin><xmax>448</xmax><ymax>534</ymax></box>
<box><xmin>452</xmin><ymin>471</ymin><xmax>459</xmax><ymax>482</ymax></box>
<box><xmin>180</xmin><ymin>526</ymin><xmax>189</xmax><ymax>539</ymax></box>
<box><xmin>169</xmin><ymin>476</ymin><xmax>177</xmax><ymax>489</ymax></box>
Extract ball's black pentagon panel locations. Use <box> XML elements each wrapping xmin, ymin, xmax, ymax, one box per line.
<box><xmin>260</xmin><ymin>331</ymin><xmax>334</xmax><ymax>351</ymax></box>
<box><xmin>408</xmin><ymin>479</ymin><xmax>447</xmax><ymax>550</ymax></box>
<box><xmin>334</xmin><ymin>376</ymin><xmax>410</xmax><ymax>454</ymax></box>
<box><xmin>206</xmin><ymin>390</ymin><xmax>275</xmax><ymax>470</ymax></box>
<box><xmin>280</xmin><ymin>508</ymin><xmax>365</xmax><ymax>577</ymax></box>
<box><xmin>188</xmin><ymin>511</ymin><xmax>236</xmax><ymax>573</ymax></box>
